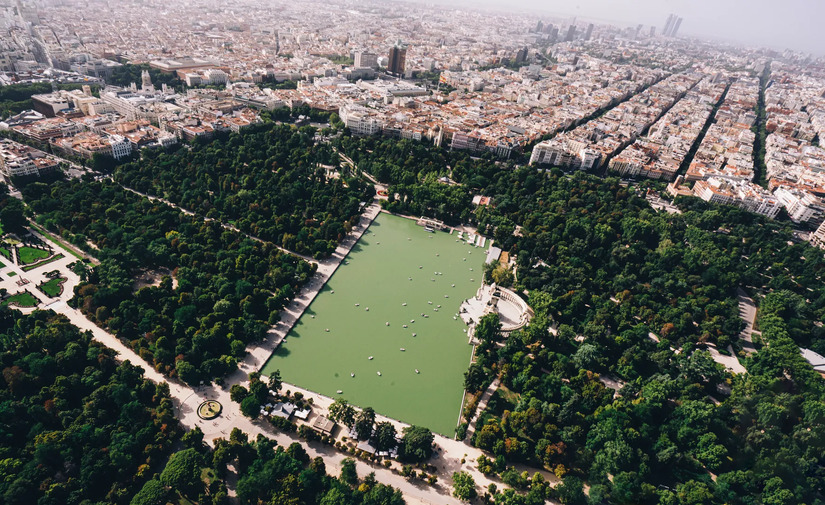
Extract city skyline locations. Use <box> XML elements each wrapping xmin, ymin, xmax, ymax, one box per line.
<box><xmin>420</xmin><ymin>0</ymin><xmax>825</xmax><ymax>55</ymax></box>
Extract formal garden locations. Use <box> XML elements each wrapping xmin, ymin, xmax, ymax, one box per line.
<box><xmin>37</xmin><ymin>272</ymin><xmax>67</xmax><ymax>298</ymax></box>
<box><xmin>1</xmin><ymin>290</ymin><xmax>38</xmax><ymax>308</ymax></box>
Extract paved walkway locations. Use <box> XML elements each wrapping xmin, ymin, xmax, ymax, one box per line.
<box><xmin>37</xmin><ymin>203</ymin><xmax>489</xmax><ymax>505</ymax></box>
<box><xmin>0</xmin><ymin>237</ymin><xmax>82</xmax><ymax>313</ymax></box>
<box><xmin>736</xmin><ymin>287</ymin><xmax>759</xmax><ymax>356</ymax></box>
<box><xmin>464</xmin><ymin>378</ymin><xmax>500</xmax><ymax>440</ymax></box>
<box><xmin>8</xmin><ymin>185</ymin><xmax>555</xmax><ymax>502</ymax></box>
<box><xmin>116</xmin><ymin>182</ymin><xmax>317</xmax><ymax>264</ymax></box>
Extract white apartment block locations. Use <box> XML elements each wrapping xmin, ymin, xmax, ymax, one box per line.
<box><xmin>774</xmin><ymin>186</ymin><xmax>825</xmax><ymax>225</ymax></box>
<box><xmin>0</xmin><ymin>139</ymin><xmax>59</xmax><ymax>177</ymax></box>
<box><xmin>693</xmin><ymin>177</ymin><xmax>782</xmax><ymax>218</ymax></box>
<box><xmin>108</xmin><ymin>134</ymin><xmax>133</xmax><ymax>159</ymax></box>
<box><xmin>530</xmin><ymin>138</ymin><xmax>601</xmax><ymax>170</ymax></box>
<box><xmin>339</xmin><ymin>105</ymin><xmax>383</xmax><ymax>136</ymax></box>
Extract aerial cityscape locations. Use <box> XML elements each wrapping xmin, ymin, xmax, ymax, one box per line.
<box><xmin>0</xmin><ymin>0</ymin><xmax>824</xmax><ymax>504</ymax></box>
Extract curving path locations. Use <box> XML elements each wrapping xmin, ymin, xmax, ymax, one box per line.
<box><xmin>40</xmin><ymin>203</ymin><xmax>480</xmax><ymax>505</ymax></box>
<box><xmin>14</xmin><ymin>182</ymin><xmax>557</xmax><ymax>503</ymax></box>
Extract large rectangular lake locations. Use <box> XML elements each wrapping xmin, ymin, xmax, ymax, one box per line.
<box><xmin>261</xmin><ymin>213</ymin><xmax>484</xmax><ymax>435</ymax></box>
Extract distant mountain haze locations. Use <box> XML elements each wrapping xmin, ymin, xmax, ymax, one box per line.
<box><xmin>405</xmin><ymin>0</ymin><xmax>824</xmax><ymax>56</ymax></box>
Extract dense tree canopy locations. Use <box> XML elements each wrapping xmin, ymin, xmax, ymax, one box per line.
<box><xmin>22</xmin><ymin>178</ymin><xmax>316</xmax><ymax>383</ymax></box>
<box><xmin>0</xmin><ymin>308</ymin><xmax>181</xmax><ymax>504</ymax></box>
<box><xmin>106</xmin><ymin>64</ymin><xmax>183</xmax><ymax>90</ymax></box>
<box><xmin>115</xmin><ymin>123</ymin><xmax>373</xmax><ymax>258</ymax></box>
<box><xmin>456</xmin><ymin>167</ymin><xmax>825</xmax><ymax>504</ymax></box>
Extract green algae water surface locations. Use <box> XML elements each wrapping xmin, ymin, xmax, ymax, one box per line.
<box><xmin>261</xmin><ymin>213</ymin><xmax>485</xmax><ymax>436</ymax></box>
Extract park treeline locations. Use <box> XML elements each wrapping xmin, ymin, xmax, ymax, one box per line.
<box><xmin>0</xmin><ymin>82</ymin><xmax>99</xmax><ymax>119</ymax></box>
<box><xmin>336</xmin><ymin>136</ymin><xmax>486</xmax><ymax>225</ymax></box>
<box><xmin>0</xmin><ymin>309</ymin><xmax>405</xmax><ymax>505</ymax></box>
<box><xmin>21</xmin><ymin>179</ymin><xmax>316</xmax><ymax>384</ymax></box>
<box><xmin>458</xmin><ymin>168</ymin><xmax>825</xmax><ymax>504</ymax></box>
<box><xmin>106</xmin><ymin>64</ymin><xmax>183</xmax><ymax>90</ymax></box>
<box><xmin>133</xmin><ymin>428</ymin><xmax>405</xmax><ymax>505</ymax></box>
<box><xmin>0</xmin><ymin>309</ymin><xmax>182</xmax><ymax>504</ymax></box>
<box><xmin>114</xmin><ymin>123</ymin><xmax>374</xmax><ymax>259</ymax></box>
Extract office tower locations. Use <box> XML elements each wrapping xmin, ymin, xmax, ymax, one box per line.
<box><xmin>671</xmin><ymin>17</ymin><xmax>683</xmax><ymax>37</ymax></box>
<box><xmin>585</xmin><ymin>23</ymin><xmax>594</xmax><ymax>40</ymax></box>
<box><xmin>650</xmin><ymin>26</ymin><xmax>656</xmax><ymax>37</ymax></box>
<box><xmin>354</xmin><ymin>51</ymin><xmax>378</xmax><ymax>68</ymax></box>
<box><xmin>515</xmin><ymin>46</ymin><xmax>528</xmax><ymax>64</ymax></box>
<box><xmin>564</xmin><ymin>24</ymin><xmax>576</xmax><ymax>42</ymax></box>
<box><xmin>387</xmin><ymin>43</ymin><xmax>407</xmax><ymax>76</ymax></box>
<box><xmin>535</xmin><ymin>20</ymin><xmax>544</xmax><ymax>33</ymax></box>
<box><xmin>663</xmin><ymin>14</ymin><xmax>675</xmax><ymax>36</ymax></box>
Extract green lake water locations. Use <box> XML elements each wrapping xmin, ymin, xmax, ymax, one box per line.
<box><xmin>261</xmin><ymin>213</ymin><xmax>485</xmax><ymax>436</ymax></box>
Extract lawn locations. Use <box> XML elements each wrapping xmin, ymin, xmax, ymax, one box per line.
<box><xmin>17</xmin><ymin>246</ymin><xmax>50</xmax><ymax>265</ymax></box>
<box><xmin>0</xmin><ymin>247</ymin><xmax>10</xmax><ymax>261</ymax></box>
<box><xmin>29</xmin><ymin>223</ymin><xmax>84</xmax><ymax>260</ymax></box>
<box><xmin>2</xmin><ymin>291</ymin><xmax>38</xmax><ymax>308</ymax></box>
<box><xmin>7</xmin><ymin>272</ymin><xmax>16</xmax><ymax>277</ymax></box>
<box><xmin>38</xmin><ymin>277</ymin><xmax>66</xmax><ymax>297</ymax></box>
<box><xmin>22</xmin><ymin>253</ymin><xmax>63</xmax><ymax>272</ymax></box>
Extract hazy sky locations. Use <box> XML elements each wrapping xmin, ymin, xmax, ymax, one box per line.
<box><xmin>435</xmin><ymin>0</ymin><xmax>824</xmax><ymax>55</ymax></box>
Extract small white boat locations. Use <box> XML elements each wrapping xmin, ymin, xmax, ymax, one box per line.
<box><xmin>368</xmin><ymin>356</ymin><xmax>374</xmax><ymax>360</ymax></box>
<box><xmin>437</xmin><ymin>305</ymin><xmax>441</xmax><ymax>308</ymax></box>
<box><xmin>453</xmin><ymin>316</ymin><xmax>457</xmax><ymax>320</ymax></box>
<box><xmin>419</xmin><ymin>266</ymin><xmax>423</xmax><ymax>269</ymax></box>
<box><xmin>412</xmin><ymin>333</ymin><xmax>417</xmax><ymax>337</ymax></box>
<box><xmin>400</xmin><ymin>348</ymin><xmax>405</xmax><ymax>351</ymax></box>
<box><xmin>469</xmin><ymin>268</ymin><xmax>473</xmax><ymax>271</ymax></box>
<box><xmin>434</xmin><ymin>309</ymin><xmax>439</xmax><ymax>312</ymax></box>
<box><xmin>444</xmin><ymin>295</ymin><xmax>449</xmax><ymax>298</ymax></box>
<box><xmin>386</xmin><ymin>322</ymin><xmax>390</xmax><ymax>326</ymax></box>
<box><xmin>415</xmin><ymin>369</ymin><xmax>420</xmax><ymax>374</ymax></box>
<box><xmin>355</xmin><ymin>303</ymin><xmax>360</xmax><ymax>306</ymax></box>
<box><xmin>411</xmin><ymin>319</ymin><xmax>415</xmax><ymax>323</ymax></box>
<box><xmin>377</xmin><ymin>371</ymin><xmax>382</xmax><ymax>376</ymax></box>
<box><xmin>325</xmin><ymin>328</ymin><xmax>330</xmax><ymax>332</ymax></box>
<box><xmin>421</xmin><ymin>313</ymin><xmax>425</xmax><ymax>316</ymax></box>
<box><xmin>436</xmin><ymin>254</ymin><xmax>440</xmax><ymax>257</ymax></box>
<box><xmin>365</xmin><ymin>307</ymin><xmax>369</xmax><ymax>311</ymax></box>
<box><xmin>424</xmin><ymin>226</ymin><xmax>434</xmax><ymax>233</ymax></box>
<box><xmin>428</xmin><ymin>301</ymin><xmax>432</xmax><ymax>305</ymax></box>
<box><xmin>424</xmin><ymin>314</ymin><xmax>429</xmax><ymax>318</ymax></box>
<box><xmin>402</xmin><ymin>302</ymin><xmax>407</xmax><ymax>306</ymax></box>
<box><xmin>311</xmin><ymin>315</ymin><xmax>315</xmax><ymax>318</ymax></box>
<box><xmin>337</xmin><ymin>390</ymin><xmax>343</xmax><ymax>394</ymax></box>
<box><xmin>351</xmin><ymin>373</ymin><xmax>355</xmax><ymax>377</ymax></box>
<box><xmin>403</xmin><ymin>324</ymin><xmax>408</xmax><ymax>328</ymax></box>
<box><xmin>452</xmin><ymin>284</ymin><xmax>455</xmax><ymax>287</ymax></box>
<box><xmin>331</xmin><ymin>290</ymin><xmax>335</xmax><ymax>293</ymax></box>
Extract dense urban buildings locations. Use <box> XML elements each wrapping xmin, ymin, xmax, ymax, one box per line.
<box><xmin>1</xmin><ymin>1</ymin><xmax>825</xmax><ymax>504</ymax></box>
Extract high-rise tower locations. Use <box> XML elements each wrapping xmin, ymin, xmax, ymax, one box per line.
<box><xmin>387</xmin><ymin>43</ymin><xmax>407</xmax><ymax>76</ymax></box>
